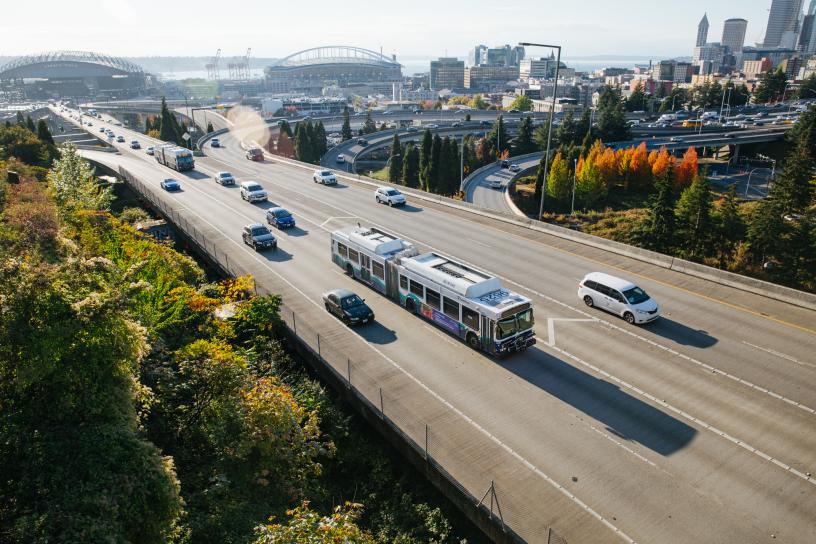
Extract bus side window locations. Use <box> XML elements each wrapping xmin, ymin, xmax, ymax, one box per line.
<box><xmin>425</xmin><ymin>288</ymin><xmax>441</xmax><ymax>310</ymax></box>
<box><xmin>409</xmin><ymin>279</ymin><xmax>424</xmax><ymax>299</ymax></box>
<box><xmin>462</xmin><ymin>306</ymin><xmax>480</xmax><ymax>331</ymax></box>
<box><xmin>338</xmin><ymin>243</ymin><xmax>348</xmax><ymax>258</ymax></box>
<box><xmin>443</xmin><ymin>297</ymin><xmax>460</xmax><ymax>321</ymax></box>
<box><xmin>348</xmin><ymin>248</ymin><xmax>359</xmax><ymax>264</ymax></box>
<box><xmin>399</xmin><ymin>275</ymin><xmax>408</xmax><ymax>290</ymax></box>
<box><xmin>372</xmin><ymin>261</ymin><xmax>384</xmax><ymax>279</ymax></box>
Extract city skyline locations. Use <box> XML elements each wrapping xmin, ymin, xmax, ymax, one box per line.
<box><xmin>0</xmin><ymin>0</ymin><xmax>777</xmax><ymax>60</ymax></box>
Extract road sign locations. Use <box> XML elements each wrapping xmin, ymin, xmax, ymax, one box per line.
<box><xmin>182</xmin><ymin>132</ymin><xmax>190</xmax><ymax>141</ymax></box>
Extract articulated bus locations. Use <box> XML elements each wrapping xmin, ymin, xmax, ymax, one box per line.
<box><xmin>330</xmin><ymin>226</ymin><xmax>535</xmax><ymax>355</ymax></box>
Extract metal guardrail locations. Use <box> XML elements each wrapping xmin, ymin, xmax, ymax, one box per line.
<box><xmin>115</xmin><ymin>164</ymin><xmax>579</xmax><ymax>544</ymax></box>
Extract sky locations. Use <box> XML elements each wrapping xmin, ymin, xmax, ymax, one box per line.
<box><xmin>0</xmin><ymin>0</ymin><xmax>777</xmax><ymax>60</ymax></box>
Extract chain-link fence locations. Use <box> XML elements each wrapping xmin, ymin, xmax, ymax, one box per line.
<box><xmin>119</xmin><ymin>166</ymin><xmax>577</xmax><ymax>544</ymax></box>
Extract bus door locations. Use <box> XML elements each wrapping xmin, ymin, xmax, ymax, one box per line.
<box><xmin>360</xmin><ymin>254</ymin><xmax>371</xmax><ymax>283</ymax></box>
<box><xmin>385</xmin><ymin>261</ymin><xmax>400</xmax><ymax>301</ymax></box>
<box><xmin>482</xmin><ymin>315</ymin><xmax>494</xmax><ymax>351</ymax></box>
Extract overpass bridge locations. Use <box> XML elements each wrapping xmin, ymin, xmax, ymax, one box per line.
<box><xmin>55</xmin><ymin>104</ymin><xmax>816</xmax><ymax>544</ymax></box>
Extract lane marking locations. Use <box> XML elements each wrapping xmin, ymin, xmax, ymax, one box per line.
<box><xmin>572</xmin><ymin>414</ymin><xmax>658</xmax><ymax>468</ymax></box>
<box><xmin>466</xmin><ymin>237</ymin><xmax>493</xmax><ymax>249</ymax></box>
<box><xmin>546</xmin><ymin>318</ymin><xmax>598</xmax><ymax>347</ymax></box>
<box><xmin>321</xmin><ymin>216</ymin><xmax>358</xmax><ymax>227</ymax></box>
<box><xmin>742</xmin><ymin>341</ymin><xmax>815</xmax><ymax>370</ymax></box>
<box><xmin>121</xmin><ymin>167</ymin><xmax>636</xmax><ymax>544</ymax></box>
<box><xmin>539</xmin><ymin>339</ymin><xmax>816</xmax><ymax>488</ymax></box>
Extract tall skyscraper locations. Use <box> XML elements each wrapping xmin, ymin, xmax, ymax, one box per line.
<box><xmin>722</xmin><ymin>18</ymin><xmax>748</xmax><ymax>53</ymax></box>
<box><xmin>696</xmin><ymin>13</ymin><xmax>710</xmax><ymax>47</ymax></box>
<box><xmin>762</xmin><ymin>0</ymin><xmax>805</xmax><ymax>48</ymax></box>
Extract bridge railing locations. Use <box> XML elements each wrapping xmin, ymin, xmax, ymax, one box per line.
<box><xmin>115</xmin><ymin>164</ymin><xmax>581</xmax><ymax>544</ymax></box>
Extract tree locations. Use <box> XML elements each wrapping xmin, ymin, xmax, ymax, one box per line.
<box><xmin>25</xmin><ymin>115</ymin><xmax>36</xmax><ymax>132</ymax></box>
<box><xmin>276</xmin><ymin>132</ymin><xmax>294</xmax><ymax>158</ymax></box>
<box><xmin>508</xmin><ymin>94</ymin><xmax>533</xmax><ymax>111</ymax></box>
<box><xmin>293</xmin><ymin>122</ymin><xmax>312</xmax><ymax>163</ymax></box>
<box><xmin>402</xmin><ymin>142</ymin><xmax>420</xmax><ymax>188</ymax></box>
<box><xmin>771</xmin><ymin>139</ymin><xmax>814</xmax><ymax>214</ymax></box>
<box><xmin>674</xmin><ymin>147</ymin><xmax>698</xmax><ymax>191</ymax></box>
<box><xmin>252</xmin><ymin>502</ymin><xmax>374</xmax><ymax>544</ymax></box>
<box><xmin>533</xmin><ymin>118</ymin><xmax>552</xmax><ymax>150</ymax></box>
<box><xmin>625</xmin><ymin>81</ymin><xmax>647</xmax><ymax>112</ymax></box>
<box><xmin>797</xmin><ymin>74</ymin><xmax>816</xmax><ymax>100</ymax></box>
<box><xmin>595</xmin><ymin>86</ymin><xmax>630</xmax><ymax>142</ymax></box>
<box><xmin>675</xmin><ymin>173</ymin><xmax>714</xmax><ymax>260</ymax></box>
<box><xmin>713</xmin><ymin>184</ymin><xmax>746</xmax><ymax>267</ymax></box>
<box><xmin>159</xmin><ymin>97</ymin><xmax>182</xmax><ymax>145</ymax></box>
<box><xmin>533</xmin><ymin>152</ymin><xmax>548</xmax><ymax>206</ymax></box>
<box><xmin>206</xmin><ymin>122</ymin><xmax>214</xmax><ymax>133</ymax></box>
<box><xmin>556</xmin><ymin>110</ymin><xmax>577</xmax><ymax>147</ymax></box>
<box><xmin>487</xmin><ymin>115</ymin><xmax>506</xmax><ymax>158</ymax></box>
<box><xmin>427</xmin><ymin>134</ymin><xmax>443</xmax><ymax>193</ymax></box>
<box><xmin>641</xmin><ymin>167</ymin><xmax>676</xmax><ymax>253</ymax></box>
<box><xmin>362</xmin><ymin>111</ymin><xmax>377</xmax><ymax>134</ymax></box>
<box><xmin>753</xmin><ymin>68</ymin><xmax>788</xmax><ymax>103</ymax></box>
<box><xmin>441</xmin><ymin>137</ymin><xmax>461</xmax><ymax>195</ymax></box>
<box><xmin>36</xmin><ymin>119</ymin><xmax>55</xmax><ymax>145</ymax></box>
<box><xmin>388</xmin><ymin>133</ymin><xmax>402</xmax><ymax>183</ymax></box>
<box><xmin>575</xmin><ymin>142</ymin><xmax>608</xmax><ymax>208</ymax></box>
<box><xmin>278</xmin><ymin>119</ymin><xmax>293</xmax><ymax>138</ymax></box>
<box><xmin>513</xmin><ymin>116</ymin><xmax>537</xmax><ymax>155</ymax></box>
<box><xmin>785</xmin><ymin>105</ymin><xmax>816</xmax><ymax>160</ymax></box>
<box><xmin>48</xmin><ymin>142</ymin><xmax>112</xmax><ymax>212</ymax></box>
<box><xmin>575</xmin><ymin>108</ymin><xmax>592</xmax><ymax>143</ymax></box>
<box><xmin>547</xmin><ymin>152</ymin><xmax>572</xmax><ymax>204</ymax></box>
<box><xmin>313</xmin><ymin>121</ymin><xmax>327</xmax><ymax>160</ymax></box>
<box><xmin>419</xmin><ymin>129</ymin><xmax>433</xmax><ymax>190</ymax></box>
<box><xmin>469</xmin><ymin>94</ymin><xmax>488</xmax><ymax>110</ymax></box>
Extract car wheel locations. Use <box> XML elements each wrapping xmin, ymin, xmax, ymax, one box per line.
<box><xmin>624</xmin><ymin>312</ymin><xmax>635</xmax><ymax>325</ymax></box>
<box><xmin>583</xmin><ymin>295</ymin><xmax>594</xmax><ymax>307</ymax></box>
<box><xmin>388</xmin><ymin>200</ymin><xmax>394</xmax><ymax>207</ymax></box>
<box><xmin>466</xmin><ymin>332</ymin><xmax>480</xmax><ymax>350</ymax></box>
<box><xmin>376</xmin><ymin>196</ymin><xmax>380</xmax><ymax>203</ymax></box>
<box><xmin>325</xmin><ymin>302</ymin><xmax>332</xmax><ymax>314</ymax></box>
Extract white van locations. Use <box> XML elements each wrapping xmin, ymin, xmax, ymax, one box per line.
<box><xmin>578</xmin><ymin>272</ymin><xmax>660</xmax><ymax>324</ymax></box>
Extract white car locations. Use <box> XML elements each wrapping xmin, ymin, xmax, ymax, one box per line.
<box><xmin>488</xmin><ymin>178</ymin><xmax>502</xmax><ymax>190</ymax></box>
<box><xmin>214</xmin><ymin>171</ymin><xmax>235</xmax><ymax>186</ymax></box>
<box><xmin>146</xmin><ymin>146</ymin><xmax>155</xmax><ymax>156</ymax></box>
<box><xmin>336</xmin><ymin>155</ymin><xmax>345</xmax><ymax>164</ymax></box>
<box><xmin>375</xmin><ymin>187</ymin><xmax>406</xmax><ymax>207</ymax></box>
<box><xmin>509</xmin><ymin>164</ymin><xmax>520</xmax><ymax>173</ymax></box>
<box><xmin>240</xmin><ymin>181</ymin><xmax>268</xmax><ymax>202</ymax></box>
<box><xmin>313</xmin><ymin>169</ymin><xmax>337</xmax><ymax>185</ymax></box>
<box><xmin>578</xmin><ymin>272</ymin><xmax>660</xmax><ymax>325</ymax></box>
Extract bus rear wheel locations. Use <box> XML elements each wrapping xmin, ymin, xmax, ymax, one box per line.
<box><xmin>405</xmin><ymin>298</ymin><xmax>415</xmax><ymax>313</ymax></box>
<box><xmin>466</xmin><ymin>333</ymin><xmax>480</xmax><ymax>351</ymax></box>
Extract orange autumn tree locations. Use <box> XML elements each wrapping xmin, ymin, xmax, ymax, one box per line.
<box><xmin>674</xmin><ymin>146</ymin><xmax>698</xmax><ymax>191</ymax></box>
<box><xmin>651</xmin><ymin>147</ymin><xmax>676</xmax><ymax>182</ymax></box>
<box><xmin>628</xmin><ymin>142</ymin><xmax>652</xmax><ymax>190</ymax></box>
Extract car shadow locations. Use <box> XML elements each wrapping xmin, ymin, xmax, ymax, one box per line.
<box><xmin>279</xmin><ymin>226</ymin><xmax>308</xmax><ymax>237</ymax></box>
<box><xmin>258</xmin><ymin>246</ymin><xmax>293</xmax><ymax>262</ymax></box>
<box><xmin>327</xmin><ymin>183</ymin><xmax>348</xmax><ymax>189</ymax></box>
<box><xmin>182</xmin><ymin>170</ymin><xmax>210</xmax><ymax>180</ymax></box>
<box><xmin>353</xmin><ymin>320</ymin><xmax>398</xmax><ymax>345</ymax></box>
<box><xmin>645</xmin><ymin>317</ymin><xmax>718</xmax><ymax>348</ymax></box>
<box><xmin>500</xmin><ymin>347</ymin><xmax>697</xmax><ymax>456</ymax></box>
<box><xmin>397</xmin><ymin>204</ymin><xmax>423</xmax><ymax>212</ymax></box>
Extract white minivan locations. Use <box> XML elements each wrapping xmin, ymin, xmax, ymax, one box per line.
<box><xmin>578</xmin><ymin>272</ymin><xmax>660</xmax><ymax>324</ymax></box>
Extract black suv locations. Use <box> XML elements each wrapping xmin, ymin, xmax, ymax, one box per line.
<box><xmin>242</xmin><ymin>223</ymin><xmax>277</xmax><ymax>251</ymax></box>
<box><xmin>322</xmin><ymin>288</ymin><xmax>374</xmax><ymax>325</ymax></box>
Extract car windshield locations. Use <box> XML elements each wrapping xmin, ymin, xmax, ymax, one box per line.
<box><xmin>251</xmin><ymin>227</ymin><xmax>270</xmax><ymax>236</ymax></box>
<box><xmin>219</xmin><ymin>172</ymin><xmax>231</xmax><ymax>178</ymax></box>
<box><xmin>386</xmin><ymin>189</ymin><xmax>400</xmax><ymax>196</ymax></box>
<box><xmin>341</xmin><ymin>295</ymin><xmax>364</xmax><ymax>309</ymax></box>
<box><xmin>622</xmin><ymin>287</ymin><xmax>650</xmax><ymax>305</ymax></box>
<box><xmin>246</xmin><ymin>184</ymin><xmax>261</xmax><ymax>191</ymax></box>
<box><xmin>321</xmin><ymin>171</ymin><xmax>332</xmax><ymax>176</ymax></box>
<box><xmin>273</xmin><ymin>209</ymin><xmax>291</xmax><ymax>218</ymax></box>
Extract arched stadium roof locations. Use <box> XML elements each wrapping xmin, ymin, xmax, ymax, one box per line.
<box><xmin>273</xmin><ymin>46</ymin><xmax>401</xmax><ymax>68</ymax></box>
<box><xmin>0</xmin><ymin>51</ymin><xmax>144</xmax><ymax>77</ymax></box>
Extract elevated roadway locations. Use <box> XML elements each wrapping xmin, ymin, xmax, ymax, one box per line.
<box><xmin>56</xmin><ymin>106</ymin><xmax>816</xmax><ymax>544</ymax></box>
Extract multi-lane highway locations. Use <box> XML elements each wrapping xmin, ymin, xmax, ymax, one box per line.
<box><xmin>57</xmin><ymin>106</ymin><xmax>816</xmax><ymax>544</ymax></box>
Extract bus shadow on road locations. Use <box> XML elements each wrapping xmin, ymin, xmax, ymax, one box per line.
<box><xmin>181</xmin><ymin>171</ymin><xmax>210</xmax><ymax>181</ymax></box>
<box><xmin>502</xmin><ymin>347</ymin><xmax>697</xmax><ymax>456</ymax></box>
<box><xmin>645</xmin><ymin>318</ymin><xmax>718</xmax><ymax>348</ymax></box>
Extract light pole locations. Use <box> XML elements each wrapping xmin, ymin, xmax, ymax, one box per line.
<box><xmin>521</xmin><ymin>41</ymin><xmax>561</xmax><ymax>220</ymax></box>
<box><xmin>745</xmin><ymin>167</ymin><xmax>760</xmax><ymax>197</ymax></box>
<box><xmin>571</xmin><ymin>157</ymin><xmax>578</xmax><ymax>215</ymax></box>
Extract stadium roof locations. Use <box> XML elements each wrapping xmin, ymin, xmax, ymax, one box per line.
<box><xmin>273</xmin><ymin>46</ymin><xmax>401</xmax><ymax>68</ymax></box>
<box><xmin>0</xmin><ymin>51</ymin><xmax>144</xmax><ymax>76</ymax></box>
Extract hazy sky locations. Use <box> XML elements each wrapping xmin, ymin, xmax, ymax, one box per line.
<box><xmin>0</xmin><ymin>1</ymin><xmax>776</xmax><ymax>59</ymax></box>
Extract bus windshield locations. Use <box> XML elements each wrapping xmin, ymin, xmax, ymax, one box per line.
<box><xmin>495</xmin><ymin>308</ymin><xmax>534</xmax><ymax>340</ymax></box>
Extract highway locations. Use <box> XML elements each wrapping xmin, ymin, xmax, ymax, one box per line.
<box><xmin>57</xmin><ymin>106</ymin><xmax>816</xmax><ymax>544</ymax></box>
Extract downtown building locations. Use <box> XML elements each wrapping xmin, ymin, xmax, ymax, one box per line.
<box><xmin>762</xmin><ymin>0</ymin><xmax>805</xmax><ymax>49</ymax></box>
<box><xmin>429</xmin><ymin>57</ymin><xmax>465</xmax><ymax>90</ymax></box>
<box><xmin>464</xmin><ymin>65</ymin><xmax>520</xmax><ymax>92</ymax></box>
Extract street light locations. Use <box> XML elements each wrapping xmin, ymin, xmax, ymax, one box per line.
<box><xmin>520</xmin><ymin>41</ymin><xmax>562</xmax><ymax>220</ymax></box>
<box><xmin>745</xmin><ymin>167</ymin><xmax>761</xmax><ymax>197</ymax></box>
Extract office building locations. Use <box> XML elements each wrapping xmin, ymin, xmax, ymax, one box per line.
<box><xmin>697</xmin><ymin>13</ymin><xmax>710</xmax><ymax>47</ymax></box>
<box><xmin>798</xmin><ymin>13</ymin><xmax>816</xmax><ymax>52</ymax></box>
<box><xmin>694</xmin><ymin>43</ymin><xmax>726</xmax><ymax>74</ymax></box>
<box><xmin>471</xmin><ymin>45</ymin><xmax>487</xmax><ymax>66</ymax></box>
<box><xmin>762</xmin><ymin>0</ymin><xmax>805</xmax><ymax>48</ymax></box>
<box><xmin>722</xmin><ymin>18</ymin><xmax>748</xmax><ymax>68</ymax></box>
<box><xmin>464</xmin><ymin>65</ymin><xmax>519</xmax><ymax>92</ymax></box>
<box><xmin>742</xmin><ymin>46</ymin><xmax>797</xmax><ymax>68</ymax></box>
<box><xmin>743</xmin><ymin>57</ymin><xmax>773</xmax><ymax>78</ymax></box>
<box><xmin>471</xmin><ymin>44</ymin><xmax>525</xmax><ymax>67</ymax></box>
<box><xmin>429</xmin><ymin>57</ymin><xmax>465</xmax><ymax>90</ymax></box>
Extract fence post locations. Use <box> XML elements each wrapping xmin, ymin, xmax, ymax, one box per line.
<box><xmin>347</xmin><ymin>358</ymin><xmax>351</xmax><ymax>388</ymax></box>
<box><xmin>317</xmin><ymin>334</ymin><xmax>321</xmax><ymax>359</ymax></box>
<box><xmin>292</xmin><ymin>310</ymin><xmax>297</xmax><ymax>336</ymax></box>
<box><xmin>424</xmin><ymin>424</ymin><xmax>428</xmax><ymax>461</ymax></box>
<box><xmin>379</xmin><ymin>388</ymin><xmax>384</xmax><ymax>418</ymax></box>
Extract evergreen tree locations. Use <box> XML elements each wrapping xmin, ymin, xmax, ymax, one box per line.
<box><xmin>158</xmin><ymin>97</ymin><xmax>181</xmax><ymax>145</ymax></box>
<box><xmin>279</xmin><ymin>120</ymin><xmax>293</xmax><ymax>138</ymax></box>
<box><xmin>547</xmin><ymin>152</ymin><xmax>572</xmax><ymax>204</ymax></box>
<box><xmin>25</xmin><ymin>116</ymin><xmax>36</xmax><ymax>132</ymax></box>
<box><xmin>580</xmin><ymin>130</ymin><xmax>593</xmax><ymax>157</ymax></box>
<box><xmin>641</xmin><ymin>167</ymin><xmax>676</xmax><ymax>253</ymax></box>
<box><xmin>753</xmin><ymin>68</ymin><xmax>788</xmax><ymax>103</ymax></box>
<box><xmin>771</xmin><ymin>139</ymin><xmax>814</xmax><ymax>214</ymax></box>
<box><xmin>533</xmin><ymin>118</ymin><xmax>552</xmax><ymax>150</ymax></box>
<box><xmin>796</xmin><ymin>74</ymin><xmax>816</xmax><ymax>100</ymax></box>
<box><xmin>487</xmin><ymin>115</ymin><xmax>506</xmax><ymax>157</ymax></box>
<box><xmin>462</xmin><ymin>134</ymin><xmax>477</xmax><ymax>175</ymax></box>
<box><xmin>427</xmin><ymin>134</ymin><xmax>443</xmax><ymax>193</ymax></box>
<box><xmin>206</xmin><ymin>122</ymin><xmax>214</xmax><ymax>133</ymax></box>
<box><xmin>713</xmin><ymin>184</ymin><xmax>746</xmax><ymax>267</ymax></box>
<box><xmin>575</xmin><ymin>109</ymin><xmax>592</xmax><ymax>142</ymax></box>
<box><xmin>15</xmin><ymin>111</ymin><xmax>24</xmax><ymax>126</ymax></box>
<box><xmin>443</xmin><ymin>137</ymin><xmax>461</xmax><ymax>195</ymax></box>
<box><xmin>36</xmin><ymin>119</ymin><xmax>55</xmax><ymax>145</ymax></box>
<box><xmin>675</xmin><ymin>173</ymin><xmax>714</xmax><ymax>260</ymax></box>
<box><xmin>556</xmin><ymin>110</ymin><xmax>577</xmax><ymax>147</ymax></box>
<box><xmin>785</xmin><ymin>105</ymin><xmax>816</xmax><ymax>159</ymax></box>
<box><xmin>313</xmin><ymin>121</ymin><xmax>328</xmax><ymax>160</ymax></box>
<box><xmin>388</xmin><ymin>133</ymin><xmax>402</xmax><ymax>183</ymax></box>
<box><xmin>513</xmin><ymin>116</ymin><xmax>537</xmax><ymax>155</ymax></box>
<box><xmin>419</xmin><ymin>129</ymin><xmax>433</xmax><ymax>190</ymax></box>
<box><xmin>362</xmin><ymin>112</ymin><xmax>377</xmax><ymax>134</ymax></box>
<box><xmin>596</xmin><ymin>86</ymin><xmax>630</xmax><ymax>142</ymax></box>
<box><xmin>533</xmin><ymin>152</ymin><xmax>548</xmax><ymax>205</ymax></box>
<box><xmin>294</xmin><ymin>122</ymin><xmax>312</xmax><ymax>163</ymax></box>
<box><xmin>341</xmin><ymin>107</ymin><xmax>352</xmax><ymax>141</ymax></box>
<box><xmin>625</xmin><ymin>82</ymin><xmax>647</xmax><ymax>112</ymax></box>
<box><xmin>402</xmin><ymin>143</ymin><xmax>420</xmax><ymax>188</ymax></box>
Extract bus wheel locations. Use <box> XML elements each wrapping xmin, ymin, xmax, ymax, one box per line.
<box><xmin>346</xmin><ymin>264</ymin><xmax>353</xmax><ymax>276</ymax></box>
<box><xmin>405</xmin><ymin>299</ymin><xmax>415</xmax><ymax>313</ymax></box>
<box><xmin>466</xmin><ymin>333</ymin><xmax>480</xmax><ymax>350</ymax></box>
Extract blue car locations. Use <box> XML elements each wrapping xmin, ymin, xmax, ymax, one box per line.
<box><xmin>160</xmin><ymin>178</ymin><xmax>181</xmax><ymax>191</ymax></box>
<box><xmin>266</xmin><ymin>207</ymin><xmax>296</xmax><ymax>229</ymax></box>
